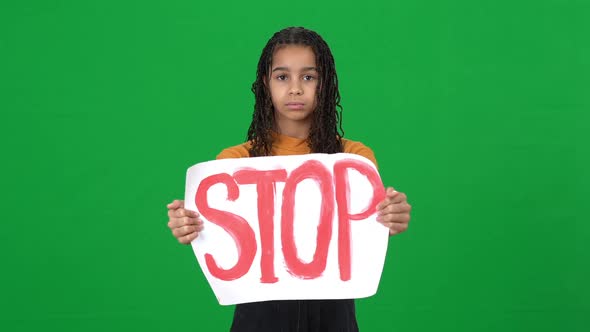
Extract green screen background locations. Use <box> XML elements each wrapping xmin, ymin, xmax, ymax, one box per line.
<box><xmin>1</xmin><ymin>1</ymin><xmax>588</xmax><ymax>331</ymax></box>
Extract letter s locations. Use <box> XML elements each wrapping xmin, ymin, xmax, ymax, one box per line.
<box><xmin>195</xmin><ymin>173</ymin><xmax>257</xmax><ymax>281</ymax></box>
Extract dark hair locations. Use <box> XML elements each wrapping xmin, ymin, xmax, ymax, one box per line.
<box><xmin>247</xmin><ymin>27</ymin><xmax>344</xmax><ymax>157</ymax></box>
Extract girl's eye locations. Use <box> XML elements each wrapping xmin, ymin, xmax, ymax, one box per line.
<box><xmin>303</xmin><ymin>75</ymin><xmax>315</xmax><ymax>81</ymax></box>
<box><xmin>277</xmin><ymin>75</ymin><xmax>287</xmax><ymax>81</ymax></box>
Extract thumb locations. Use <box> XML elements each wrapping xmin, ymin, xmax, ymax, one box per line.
<box><xmin>167</xmin><ymin>199</ymin><xmax>184</xmax><ymax>209</ymax></box>
<box><xmin>386</xmin><ymin>187</ymin><xmax>398</xmax><ymax>198</ymax></box>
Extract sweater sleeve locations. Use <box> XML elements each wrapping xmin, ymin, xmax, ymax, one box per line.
<box><xmin>216</xmin><ymin>143</ymin><xmax>251</xmax><ymax>160</ymax></box>
<box><xmin>343</xmin><ymin>139</ymin><xmax>379</xmax><ymax>169</ymax></box>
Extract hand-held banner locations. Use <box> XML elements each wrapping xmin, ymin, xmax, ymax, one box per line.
<box><xmin>184</xmin><ymin>153</ymin><xmax>389</xmax><ymax>305</ymax></box>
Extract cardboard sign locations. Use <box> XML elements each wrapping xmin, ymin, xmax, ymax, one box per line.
<box><xmin>184</xmin><ymin>153</ymin><xmax>389</xmax><ymax>305</ymax></box>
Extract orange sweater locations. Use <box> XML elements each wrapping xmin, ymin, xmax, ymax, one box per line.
<box><xmin>216</xmin><ymin>133</ymin><xmax>378</xmax><ymax>168</ymax></box>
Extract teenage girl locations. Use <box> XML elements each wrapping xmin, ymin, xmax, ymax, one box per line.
<box><xmin>166</xmin><ymin>27</ymin><xmax>412</xmax><ymax>332</ymax></box>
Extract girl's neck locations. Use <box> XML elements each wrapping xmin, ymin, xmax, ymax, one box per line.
<box><xmin>275</xmin><ymin>121</ymin><xmax>310</xmax><ymax>139</ymax></box>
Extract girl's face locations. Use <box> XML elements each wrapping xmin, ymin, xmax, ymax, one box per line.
<box><xmin>268</xmin><ymin>45</ymin><xmax>318</xmax><ymax>133</ymax></box>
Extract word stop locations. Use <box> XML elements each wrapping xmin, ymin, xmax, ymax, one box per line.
<box><xmin>195</xmin><ymin>159</ymin><xmax>385</xmax><ymax>283</ymax></box>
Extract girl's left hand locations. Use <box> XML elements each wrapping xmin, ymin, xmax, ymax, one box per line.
<box><xmin>376</xmin><ymin>187</ymin><xmax>412</xmax><ymax>236</ymax></box>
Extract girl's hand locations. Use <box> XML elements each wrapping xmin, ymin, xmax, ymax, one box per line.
<box><xmin>166</xmin><ymin>199</ymin><xmax>204</xmax><ymax>244</ymax></box>
<box><xmin>376</xmin><ymin>187</ymin><xmax>412</xmax><ymax>236</ymax></box>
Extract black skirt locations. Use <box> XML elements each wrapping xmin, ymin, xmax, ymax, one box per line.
<box><xmin>230</xmin><ymin>299</ymin><xmax>359</xmax><ymax>332</ymax></box>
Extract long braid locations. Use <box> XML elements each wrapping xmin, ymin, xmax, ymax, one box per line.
<box><xmin>247</xmin><ymin>27</ymin><xmax>344</xmax><ymax>156</ymax></box>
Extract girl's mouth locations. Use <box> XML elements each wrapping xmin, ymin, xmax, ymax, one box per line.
<box><xmin>286</xmin><ymin>103</ymin><xmax>305</xmax><ymax>110</ymax></box>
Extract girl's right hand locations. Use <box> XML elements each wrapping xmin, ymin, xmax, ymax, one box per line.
<box><xmin>166</xmin><ymin>199</ymin><xmax>204</xmax><ymax>244</ymax></box>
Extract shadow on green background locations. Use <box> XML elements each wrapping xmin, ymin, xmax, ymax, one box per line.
<box><xmin>1</xmin><ymin>1</ymin><xmax>588</xmax><ymax>331</ymax></box>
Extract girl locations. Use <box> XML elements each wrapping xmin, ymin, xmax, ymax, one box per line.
<box><xmin>166</xmin><ymin>27</ymin><xmax>412</xmax><ymax>331</ymax></box>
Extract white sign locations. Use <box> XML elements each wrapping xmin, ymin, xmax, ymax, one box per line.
<box><xmin>184</xmin><ymin>153</ymin><xmax>389</xmax><ymax>305</ymax></box>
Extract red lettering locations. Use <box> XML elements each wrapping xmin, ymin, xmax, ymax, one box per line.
<box><xmin>281</xmin><ymin>160</ymin><xmax>334</xmax><ymax>279</ymax></box>
<box><xmin>195</xmin><ymin>173</ymin><xmax>257</xmax><ymax>281</ymax></box>
<box><xmin>333</xmin><ymin>159</ymin><xmax>385</xmax><ymax>281</ymax></box>
<box><xmin>234</xmin><ymin>169</ymin><xmax>288</xmax><ymax>283</ymax></box>
<box><xmin>193</xmin><ymin>157</ymin><xmax>382</xmax><ymax>283</ymax></box>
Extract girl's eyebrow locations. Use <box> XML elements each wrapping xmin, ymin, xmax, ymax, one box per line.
<box><xmin>271</xmin><ymin>66</ymin><xmax>318</xmax><ymax>72</ymax></box>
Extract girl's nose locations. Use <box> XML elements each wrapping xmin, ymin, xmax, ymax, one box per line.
<box><xmin>289</xmin><ymin>83</ymin><xmax>303</xmax><ymax>95</ymax></box>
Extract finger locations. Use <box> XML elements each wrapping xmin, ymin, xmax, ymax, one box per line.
<box><xmin>377</xmin><ymin>213</ymin><xmax>410</xmax><ymax>224</ymax></box>
<box><xmin>172</xmin><ymin>225</ymin><xmax>200</xmax><ymax>238</ymax></box>
<box><xmin>376</xmin><ymin>198</ymin><xmax>391</xmax><ymax>211</ymax></box>
<box><xmin>167</xmin><ymin>217</ymin><xmax>186</xmax><ymax>229</ymax></box>
<box><xmin>168</xmin><ymin>216</ymin><xmax>201</xmax><ymax>229</ymax></box>
<box><xmin>378</xmin><ymin>204</ymin><xmax>395</xmax><ymax>215</ymax></box>
<box><xmin>168</xmin><ymin>208</ymin><xmax>200</xmax><ymax>219</ymax></box>
<box><xmin>166</xmin><ymin>199</ymin><xmax>184</xmax><ymax>209</ymax></box>
<box><xmin>375</xmin><ymin>219</ymin><xmax>407</xmax><ymax>233</ymax></box>
<box><xmin>169</xmin><ymin>208</ymin><xmax>189</xmax><ymax>218</ymax></box>
<box><xmin>377</xmin><ymin>191</ymin><xmax>406</xmax><ymax>210</ymax></box>
<box><xmin>187</xmin><ymin>209</ymin><xmax>200</xmax><ymax>218</ymax></box>
<box><xmin>167</xmin><ymin>207</ymin><xmax>185</xmax><ymax>218</ymax></box>
<box><xmin>389</xmin><ymin>192</ymin><xmax>407</xmax><ymax>204</ymax></box>
<box><xmin>182</xmin><ymin>216</ymin><xmax>199</xmax><ymax>226</ymax></box>
<box><xmin>388</xmin><ymin>222</ymin><xmax>409</xmax><ymax>235</ymax></box>
<box><xmin>178</xmin><ymin>231</ymin><xmax>199</xmax><ymax>244</ymax></box>
<box><xmin>377</xmin><ymin>220</ymin><xmax>408</xmax><ymax>234</ymax></box>
<box><xmin>378</xmin><ymin>203</ymin><xmax>412</xmax><ymax>215</ymax></box>
<box><xmin>385</xmin><ymin>187</ymin><xmax>398</xmax><ymax>198</ymax></box>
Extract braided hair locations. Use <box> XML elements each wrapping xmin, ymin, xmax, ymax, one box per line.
<box><xmin>247</xmin><ymin>27</ymin><xmax>344</xmax><ymax>157</ymax></box>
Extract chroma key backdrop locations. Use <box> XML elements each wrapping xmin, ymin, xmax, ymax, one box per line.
<box><xmin>0</xmin><ymin>1</ymin><xmax>588</xmax><ymax>331</ymax></box>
